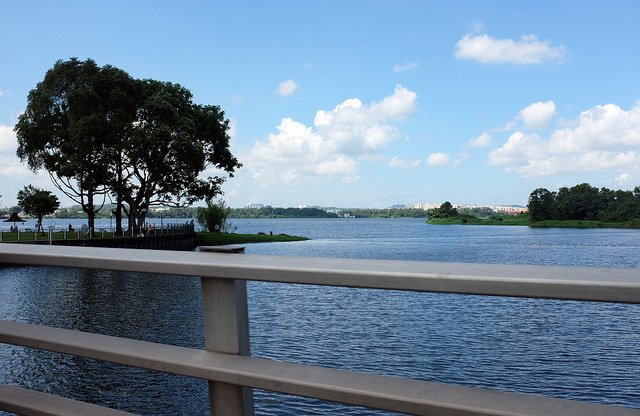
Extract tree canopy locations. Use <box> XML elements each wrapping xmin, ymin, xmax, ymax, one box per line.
<box><xmin>17</xmin><ymin>185</ymin><xmax>60</xmax><ymax>232</ymax></box>
<box><xmin>527</xmin><ymin>183</ymin><xmax>640</xmax><ymax>222</ymax></box>
<box><xmin>15</xmin><ymin>58</ymin><xmax>241</xmax><ymax>232</ymax></box>
<box><xmin>426</xmin><ymin>201</ymin><xmax>459</xmax><ymax>219</ymax></box>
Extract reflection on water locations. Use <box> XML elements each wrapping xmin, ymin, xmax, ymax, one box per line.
<box><xmin>1</xmin><ymin>219</ymin><xmax>640</xmax><ymax>414</ymax></box>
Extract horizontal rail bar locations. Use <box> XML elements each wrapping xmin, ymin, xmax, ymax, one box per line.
<box><xmin>2</xmin><ymin>320</ymin><xmax>639</xmax><ymax>416</ymax></box>
<box><xmin>1</xmin><ymin>244</ymin><xmax>639</xmax><ymax>303</ymax></box>
<box><xmin>0</xmin><ymin>384</ymin><xmax>136</xmax><ymax>416</ymax></box>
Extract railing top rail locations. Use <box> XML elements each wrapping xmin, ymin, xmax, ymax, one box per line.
<box><xmin>1</xmin><ymin>244</ymin><xmax>639</xmax><ymax>304</ymax></box>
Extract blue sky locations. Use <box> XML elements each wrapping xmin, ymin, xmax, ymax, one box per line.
<box><xmin>2</xmin><ymin>1</ymin><xmax>640</xmax><ymax>208</ymax></box>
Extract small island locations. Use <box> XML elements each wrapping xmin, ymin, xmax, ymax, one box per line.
<box><xmin>427</xmin><ymin>183</ymin><xmax>640</xmax><ymax>229</ymax></box>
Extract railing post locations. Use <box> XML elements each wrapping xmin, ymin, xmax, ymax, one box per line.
<box><xmin>200</xmin><ymin>247</ymin><xmax>253</xmax><ymax>416</ymax></box>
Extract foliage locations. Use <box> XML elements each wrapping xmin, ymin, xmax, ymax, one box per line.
<box><xmin>120</xmin><ymin>80</ymin><xmax>240</xmax><ymax>232</ymax></box>
<box><xmin>428</xmin><ymin>214</ymin><xmax>529</xmax><ymax>226</ymax></box>
<box><xmin>195</xmin><ymin>199</ymin><xmax>233</xmax><ymax>232</ymax></box>
<box><xmin>195</xmin><ymin>232</ymin><xmax>308</xmax><ymax>246</ymax></box>
<box><xmin>17</xmin><ymin>185</ymin><xmax>60</xmax><ymax>231</ymax></box>
<box><xmin>426</xmin><ymin>201</ymin><xmax>459</xmax><ymax>219</ymax></box>
<box><xmin>457</xmin><ymin>206</ymin><xmax>498</xmax><ymax>218</ymax></box>
<box><xmin>527</xmin><ymin>183</ymin><xmax>640</xmax><ymax>222</ymax></box>
<box><xmin>15</xmin><ymin>58</ymin><xmax>240</xmax><ymax>232</ymax></box>
<box><xmin>229</xmin><ymin>207</ymin><xmax>339</xmax><ymax>218</ymax></box>
<box><xmin>15</xmin><ymin>58</ymin><xmax>138</xmax><ymax>231</ymax></box>
<box><xmin>341</xmin><ymin>208</ymin><xmax>428</xmax><ymax>218</ymax></box>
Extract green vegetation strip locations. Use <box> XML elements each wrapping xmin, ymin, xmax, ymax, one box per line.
<box><xmin>427</xmin><ymin>216</ymin><xmax>640</xmax><ymax>228</ymax></box>
<box><xmin>196</xmin><ymin>232</ymin><xmax>308</xmax><ymax>246</ymax></box>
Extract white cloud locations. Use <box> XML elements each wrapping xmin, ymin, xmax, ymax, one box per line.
<box><xmin>471</xmin><ymin>101</ymin><xmax>554</xmax><ymax>154</ymax></box>
<box><xmin>488</xmin><ymin>101</ymin><xmax>640</xmax><ymax>178</ymax></box>
<box><xmin>388</xmin><ymin>156</ymin><xmax>421</xmax><ymax>168</ymax></box>
<box><xmin>0</xmin><ymin>124</ymin><xmax>60</xmax><ymax>206</ymax></box>
<box><xmin>426</xmin><ymin>152</ymin><xmax>451</xmax><ymax>166</ymax></box>
<box><xmin>392</xmin><ymin>62</ymin><xmax>419</xmax><ymax>72</ymax></box>
<box><xmin>277</xmin><ymin>79</ymin><xmax>299</xmax><ymax>97</ymax></box>
<box><xmin>455</xmin><ymin>33</ymin><xmax>567</xmax><ymax>65</ymax></box>
<box><xmin>615</xmin><ymin>173</ymin><xmax>633</xmax><ymax>186</ymax></box>
<box><xmin>468</xmin><ymin>132</ymin><xmax>492</xmax><ymax>147</ymax></box>
<box><xmin>0</xmin><ymin>125</ymin><xmax>31</xmax><ymax>178</ymax></box>
<box><xmin>243</xmin><ymin>85</ymin><xmax>417</xmax><ymax>186</ymax></box>
<box><xmin>518</xmin><ymin>101</ymin><xmax>556</xmax><ymax>130</ymax></box>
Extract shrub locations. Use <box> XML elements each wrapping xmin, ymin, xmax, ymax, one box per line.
<box><xmin>195</xmin><ymin>199</ymin><xmax>234</xmax><ymax>233</ymax></box>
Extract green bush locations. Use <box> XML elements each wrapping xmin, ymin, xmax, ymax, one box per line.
<box><xmin>195</xmin><ymin>199</ymin><xmax>233</xmax><ymax>233</ymax></box>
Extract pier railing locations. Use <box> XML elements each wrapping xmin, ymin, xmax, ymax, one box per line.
<box><xmin>1</xmin><ymin>244</ymin><xmax>640</xmax><ymax>416</ymax></box>
<box><xmin>0</xmin><ymin>222</ymin><xmax>194</xmax><ymax>243</ymax></box>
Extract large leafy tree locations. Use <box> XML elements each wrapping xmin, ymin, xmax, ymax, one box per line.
<box><xmin>15</xmin><ymin>58</ymin><xmax>138</xmax><ymax>232</ymax></box>
<box><xmin>426</xmin><ymin>201</ymin><xmax>459</xmax><ymax>219</ymax></box>
<box><xmin>17</xmin><ymin>185</ymin><xmax>60</xmax><ymax>232</ymax></box>
<box><xmin>15</xmin><ymin>58</ymin><xmax>240</xmax><ymax>233</ymax></box>
<box><xmin>527</xmin><ymin>188</ymin><xmax>556</xmax><ymax>221</ymax></box>
<box><xmin>119</xmin><ymin>79</ymin><xmax>240</xmax><ymax>230</ymax></box>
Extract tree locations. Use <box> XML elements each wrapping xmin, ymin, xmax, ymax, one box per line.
<box><xmin>527</xmin><ymin>188</ymin><xmax>556</xmax><ymax>221</ymax></box>
<box><xmin>195</xmin><ymin>199</ymin><xmax>233</xmax><ymax>232</ymax></box>
<box><xmin>15</xmin><ymin>58</ymin><xmax>239</xmax><ymax>233</ymax></box>
<box><xmin>17</xmin><ymin>185</ymin><xmax>60</xmax><ymax>232</ymax></box>
<box><xmin>567</xmin><ymin>183</ymin><xmax>602</xmax><ymax>220</ymax></box>
<box><xmin>118</xmin><ymin>79</ymin><xmax>241</xmax><ymax>231</ymax></box>
<box><xmin>427</xmin><ymin>201</ymin><xmax>459</xmax><ymax>219</ymax></box>
<box><xmin>15</xmin><ymin>58</ymin><xmax>139</xmax><ymax>232</ymax></box>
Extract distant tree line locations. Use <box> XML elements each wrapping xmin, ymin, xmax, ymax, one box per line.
<box><xmin>228</xmin><ymin>207</ymin><xmax>429</xmax><ymax>219</ymax></box>
<box><xmin>343</xmin><ymin>208</ymin><xmax>428</xmax><ymax>218</ymax></box>
<box><xmin>229</xmin><ymin>207</ymin><xmax>338</xmax><ymax>218</ymax></box>
<box><xmin>528</xmin><ymin>183</ymin><xmax>640</xmax><ymax>222</ymax></box>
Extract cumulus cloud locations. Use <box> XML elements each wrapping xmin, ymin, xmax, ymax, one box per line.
<box><xmin>388</xmin><ymin>156</ymin><xmax>421</xmax><ymax>168</ymax></box>
<box><xmin>277</xmin><ymin>79</ymin><xmax>299</xmax><ymax>97</ymax></box>
<box><xmin>468</xmin><ymin>132</ymin><xmax>492</xmax><ymax>147</ymax></box>
<box><xmin>243</xmin><ymin>85</ymin><xmax>417</xmax><ymax>185</ymax></box>
<box><xmin>455</xmin><ymin>33</ymin><xmax>567</xmax><ymax>65</ymax></box>
<box><xmin>469</xmin><ymin>100</ymin><xmax>554</xmax><ymax>153</ymax></box>
<box><xmin>518</xmin><ymin>101</ymin><xmax>556</xmax><ymax>130</ymax></box>
<box><xmin>392</xmin><ymin>62</ymin><xmax>419</xmax><ymax>72</ymax></box>
<box><xmin>615</xmin><ymin>173</ymin><xmax>633</xmax><ymax>186</ymax></box>
<box><xmin>488</xmin><ymin>101</ymin><xmax>640</xmax><ymax>178</ymax></box>
<box><xmin>426</xmin><ymin>152</ymin><xmax>452</xmax><ymax>166</ymax></box>
<box><xmin>0</xmin><ymin>125</ymin><xmax>31</xmax><ymax>177</ymax></box>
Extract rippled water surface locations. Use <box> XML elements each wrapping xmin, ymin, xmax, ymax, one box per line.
<box><xmin>2</xmin><ymin>218</ymin><xmax>640</xmax><ymax>414</ymax></box>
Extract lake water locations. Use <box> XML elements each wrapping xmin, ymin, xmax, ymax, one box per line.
<box><xmin>1</xmin><ymin>218</ymin><xmax>640</xmax><ymax>415</ymax></box>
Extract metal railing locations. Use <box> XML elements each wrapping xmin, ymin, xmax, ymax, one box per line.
<box><xmin>1</xmin><ymin>244</ymin><xmax>640</xmax><ymax>416</ymax></box>
<box><xmin>0</xmin><ymin>223</ymin><xmax>195</xmax><ymax>243</ymax></box>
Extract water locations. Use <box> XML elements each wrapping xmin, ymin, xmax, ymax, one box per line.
<box><xmin>1</xmin><ymin>218</ymin><xmax>640</xmax><ymax>415</ymax></box>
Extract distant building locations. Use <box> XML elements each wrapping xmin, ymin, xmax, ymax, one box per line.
<box><xmin>244</xmin><ymin>203</ymin><xmax>264</xmax><ymax>209</ymax></box>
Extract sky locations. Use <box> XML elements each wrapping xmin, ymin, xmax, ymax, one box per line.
<box><xmin>2</xmin><ymin>1</ymin><xmax>640</xmax><ymax>209</ymax></box>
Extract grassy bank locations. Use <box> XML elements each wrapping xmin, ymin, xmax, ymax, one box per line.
<box><xmin>1</xmin><ymin>230</ymin><xmax>309</xmax><ymax>245</ymax></box>
<box><xmin>427</xmin><ymin>216</ymin><xmax>640</xmax><ymax>228</ymax></box>
<box><xmin>195</xmin><ymin>232</ymin><xmax>309</xmax><ymax>246</ymax></box>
